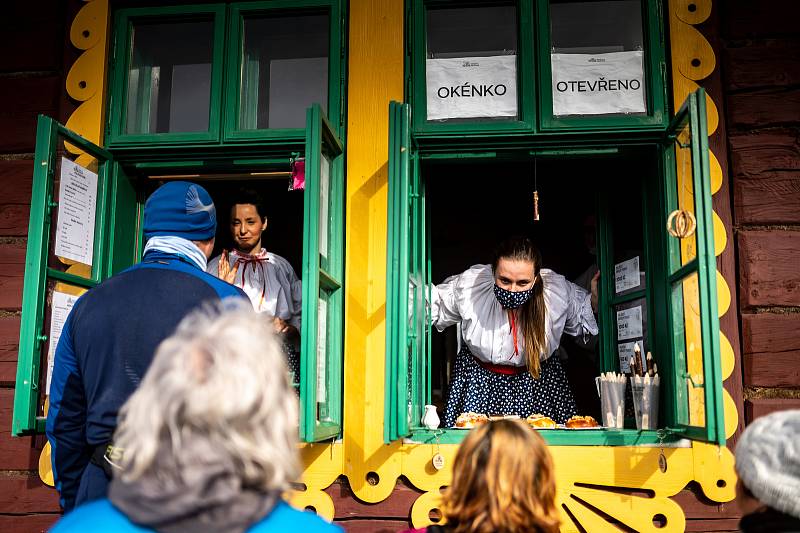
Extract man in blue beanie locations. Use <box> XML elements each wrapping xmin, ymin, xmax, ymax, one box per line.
<box><xmin>46</xmin><ymin>181</ymin><xmax>246</xmax><ymax>512</ymax></box>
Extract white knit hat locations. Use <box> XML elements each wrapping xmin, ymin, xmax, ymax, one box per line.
<box><xmin>735</xmin><ymin>409</ymin><xmax>800</xmax><ymax>519</ymax></box>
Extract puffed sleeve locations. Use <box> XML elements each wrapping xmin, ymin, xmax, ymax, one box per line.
<box><xmin>563</xmin><ymin>279</ymin><xmax>599</xmax><ymax>337</ymax></box>
<box><xmin>288</xmin><ymin>271</ymin><xmax>302</xmax><ymax>330</ymax></box>
<box><xmin>430</xmin><ymin>273</ymin><xmax>463</xmax><ymax>331</ymax></box>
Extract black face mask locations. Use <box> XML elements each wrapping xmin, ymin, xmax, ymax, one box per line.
<box><xmin>493</xmin><ymin>284</ymin><xmax>534</xmax><ymax>309</ymax></box>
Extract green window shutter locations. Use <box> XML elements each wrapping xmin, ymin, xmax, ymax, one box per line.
<box><xmin>13</xmin><ymin>115</ymin><xmax>117</xmax><ymax>435</ymax></box>
<box><xmin>299</xmin><ymin>103</ymin><xmax>344</xmax><ymax>443</ymax></box>
<box><xmin>662</xmin><ymin>89</ymin><xmax>725</xmax><ymax>445</ymax></box>
<box><xmin>385</xmin><ymin>102</ymin><xmax>427</xmax><ymax>443</ymax></box>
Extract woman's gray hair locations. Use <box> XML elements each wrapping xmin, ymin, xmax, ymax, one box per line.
<box><xmin>113</xmin><ymin>299</ymin><xmax>300</xmax><ymax>492</ymax></box>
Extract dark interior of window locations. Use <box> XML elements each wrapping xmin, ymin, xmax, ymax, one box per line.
<box><xmin>141</xmin><ymin>174</ymin><xmax>305</xmax><ymax>277</ymax></box>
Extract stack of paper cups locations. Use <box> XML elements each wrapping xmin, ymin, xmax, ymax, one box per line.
<box><xmin>630</xmin><ymin>375</ymin><xmax>660</xmax><ymax>430</ymax></box>
<box><xmin>597</xmin><ymin>372</ymin><xmax>626</xmax><ymax>428</ymax></box>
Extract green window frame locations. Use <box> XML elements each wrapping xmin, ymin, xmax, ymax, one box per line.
<box><xmin>410</xmin><ymin>0</ymin><xmax>537</xmax><ymax>136</ymax></box>
<box><xmin>535</xmin><ymin>0</ymin><xmax>668</xmax><ymax>131</ymax></box>
<box><xmin>223</xmin><ymin>0</ymin><xmax>345</xmax><ymax>143</ymax></box>
<box><xmin>12</xmin><ymin>116</ymin><xmax>139</xmax><ymax>435</ymax></box>
<box><xmin>408</xmin><ymin>0</ymin><xmax>667</xmax><ymax>138</ymax></box>
<box><xmin>14</xmin><ymin>105</ymin><xmax>346</xmax><ymax>444</ymax></box>
<box><xmin>106</xmin><ymin>2</ymin><xmax>345</xmax><ymax>148</ymax></box>
<box><xmin>384</xmin><ymin>89</ymin><xmax>724</xmax><ymax>446</ymax></box>
<box><xmin>300</xmin><ymin>104</ymin><xmax>345</xmax><ymax>442</ymax></box>
<box><xmin>106</xmin><ymin>4</ymin><xmax>227</xmax><ymax>145</ymax></box>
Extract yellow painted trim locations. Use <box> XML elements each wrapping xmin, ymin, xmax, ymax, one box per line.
<box><xmin>339</xmin><ymin>0</ymin><xmax>405</xmax><ymax>504</ymax></box>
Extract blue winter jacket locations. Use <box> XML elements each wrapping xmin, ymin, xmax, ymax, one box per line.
<box><xmin>45</xmin><ymin>251</ymin><xmax>246</xmax><ymax>511</ymax></box>
<box><xmin>50</xmin><ymin>499</ymin><xmax>343</xmax><ymax>532</ymax></box>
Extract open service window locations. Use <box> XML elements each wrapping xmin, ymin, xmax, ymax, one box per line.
<box><xmin>384</xmin><ymin>89</ymin><xmax>724</xmax><ymax>446</ymax></box>
<box><xmin>13</xmin><ymin>106</ymin><xmax>345</xmax><ymax>444</ymax></box>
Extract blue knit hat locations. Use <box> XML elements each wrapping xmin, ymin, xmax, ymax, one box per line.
<box><xmin>144</xmin><ymin>181</ymin><xmax>217</xmax><ymax>241</ymax></box>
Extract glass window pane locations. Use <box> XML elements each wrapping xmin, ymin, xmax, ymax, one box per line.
<box><xmin>671</xmin><ymin>273</ymin><xmax>706</xmax><ymax>428</ymax></box>
<box><xmin>126</xmin><ymin>19</ymin><xmax>214</xmax><ymax>134</ymax></box>
<box><xmin>673</xmin><ymin>120</ymin><xmax>697</xmax><ymax>267</ymax></box>
<box><xmin>318</xmin><ymin>154</ymin><xmax>330</xmax><ymax>260</ymax></box>
<box><xmin>48</xmin><ymin>142</ymin><xmax>101</xmax><ymax>280</ymax></box>
<box><xmin>549</xmin><ymin>1</ymin><xmax>646</xmax><ymax>116</ymax></box>
<box><xmin>615</xmin><ymin>297</ymin><xmax>649</xmax><ymax>374</ymax></box>
<box><xmin>240</xmin><ymin>14</ymin><xmax>329</xmax><ymax>130</ymax></box>
<box><xmin>609</xmin><ymin>173</ymin><xmax>645</xmax><ymax>297</ymax></box>
<box><xmin>425</xmin><ymin>5</ymin><xmax>518</xmax><ymax>121</ymax></box>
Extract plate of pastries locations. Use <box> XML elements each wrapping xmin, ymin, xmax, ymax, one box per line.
<box><xmin>526</xmin><ymin>414</ymin><xmax>558</xmax><ymax>429</ymax></box>
<box><xmin>454</xmin><ymin>412</ymin><xmax>489</xmax><ymax>429</ymax></box>
<box><xmin>564</xmin><ymin>415</ymin><xmax>600</xmax><ymax>429</ymax></box>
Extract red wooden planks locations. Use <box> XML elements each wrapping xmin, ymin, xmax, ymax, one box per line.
<box><xmin>0</xmin><ymin>514</ymin><xmax>59</xmax><ymax>533</ymax></box>
<box><xmin>723</xmin><ymin>39</ymin><xmax>800</xmax><ymax>91</ymax></box>
<box><xmin>0</xmin><ymin>243</ymin><xmax>25</xmax><ymax>310</ymax></box>
<box><xmin>738</xmin><ymin>231</ymin><xmax>800</xmax><ymax>309</ymax></box>
<box><xmin>0</xmin><ymin>474</ymin><xmax>59</xmax><ymax>514</ymax></box>
<box><xmin>746</xmin><ymin>398</ymin><xmax>800</xmax><ymax>423</ymax></box>
<box><xmin>727</xmin><ymin>89</ymin><xmax>800</xmax><ymax>131</ymax></box>
<box><xmin>730</xmin><ymin>130</ymin><xmax>800</xmax><ymax>224</ymax></box>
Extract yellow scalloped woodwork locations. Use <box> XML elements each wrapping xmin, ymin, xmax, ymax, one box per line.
<box><xmin>65</xmin><ymin>96</ymin><xmax>104</xmax><ymax>149</ymax></box>
<box><xmin>709</xmin><ymin>150</ymin><xmax>722</xmax><ymax>195</ymax></box>
<box><xmin>674</xmin><ymin>0</ymin><xmax>712</xmax><ymax>25</ymax></box>
<box><xmin>70</xmin><ymin>0</ymin><xmax>107</xmax><ymax>51</ymax></box>
<box><xmin>66</xmin><ymin>45</ymin><xmax>104</xmax><ymax>101</ymax></box>
<box><xmin>723</xmin><ymin>389</ymin><xmax>739</xmax><ymax>439</ymax></box>
<box><xmin>670</xmin><ymin>22</ymin><xmax>715</xmax><ymax>81</ymax></box>
<box><xmin>692</xmin><ymin>442</ymin><xmax>737</xmax><ymax>503</ymax></box>
<box><xmin>713</xmin><ymin>210</ymin><xmax>727</xmax><ymax>257</ymax></box>
<box><xmin>408</xmin><ymin>443</ymin><xmax>735</xmax><ymax>531</ymax></box>
<box><xmin>716</xmin><ymin>270</ymin><xmax>731</xmax><ymax>317</ymax></box>
<box><xmin>288</xmin><ymin>490</ymin><xmax>336</xmax><ymax>521</ymax></box>
<box><xmin>670</xmin><ymin>68</ymin><xmax>720</xmax><ymax>136</ymax></box>
<box><xmin>719</xmin><ymin>332</ymin><xmax>734</xmax><ymax>380</ymax></box>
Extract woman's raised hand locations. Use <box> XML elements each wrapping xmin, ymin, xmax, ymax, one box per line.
<box><xmin>218</xmin><ymin>250</ymin><xmax>240</xmax><ymax>284</ymax></box>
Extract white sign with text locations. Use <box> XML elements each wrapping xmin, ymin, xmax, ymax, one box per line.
<box><xmin>617</xmin><ymin>305</ymin><xmax>644</xmax><ymax>341</ymax></box>
<box><xmin>426</xmin><ymin>55</ymin><xmax>518</xmax><ymax>120</ymax></box>
<box><xmin>551</xmin><ymin>50</ymin><xmax>646</xmax><ymax>116</ymax></box>
<box><xmin>54</xmin><ymin>158</ymin><xmax>97</xmax><ymax>266</ymax></box>
<box><xmin>46</xmin><ymin>291</ymin><xmax>79</xmax><ymax>394</ymax></box>
<box><xmin>615</xmin><ymin>256</ymin><xmax>641</xmax><ymax>294</ymax></box>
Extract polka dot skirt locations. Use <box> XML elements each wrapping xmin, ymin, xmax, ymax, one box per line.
<box><xmin>282</xmin><ymin>341</ymin><xmax>301</xmax><ymax>388</ymax></box>
<box><xmin>444</xmin><ymin>346</ymin><xmax>578</xmax><ymax>427</ymax></box>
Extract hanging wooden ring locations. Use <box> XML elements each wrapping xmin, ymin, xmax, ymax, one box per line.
<box><xmin>666</xmin><ymin>209</ymin><xmax>697</xmax><ymax>239</ymax></box>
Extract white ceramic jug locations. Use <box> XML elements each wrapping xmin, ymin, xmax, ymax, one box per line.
<box><xmin>421</xmin><ymin>405</ymin><xmax>440</xmax><ymax>430</ymax></box>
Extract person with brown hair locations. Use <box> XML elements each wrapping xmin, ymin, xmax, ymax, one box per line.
<box><xmin>432</xmin><ymin>236</ymin><xmax>599</xmax><ymax>427</ymax></box>
<box><xmin>402</xmin><ymin>419</ymin><xmax>561</xmax><ymax>533</ymax></box>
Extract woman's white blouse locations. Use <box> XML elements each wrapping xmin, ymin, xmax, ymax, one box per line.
<box><xmin>430</xmin><ymin>264</ymin><xmax>598</xmax><ymax>366</ymax></box>
<box><xmin>207</xmin><ymin>249</ymin><xmax>302</xmax><ymax>329</ymax></box>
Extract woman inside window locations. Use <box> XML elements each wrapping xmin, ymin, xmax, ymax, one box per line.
<box><xmin>208</xmin><ymin>188</ymin><xmax>302</xmax><ymax>380</ymax></box>
<box><xmin>432</xmin><ymin>236</ymin><xmax>598</xmax><ymax>427</ymax></box>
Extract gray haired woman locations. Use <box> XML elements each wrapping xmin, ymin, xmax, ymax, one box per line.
<box><xmin>50</xmin><ymin>301</ymin><xmax>340</xmax><ymax>533</ymax></box>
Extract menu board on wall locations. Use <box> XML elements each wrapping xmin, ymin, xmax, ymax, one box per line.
<box><xmin>426</xmin><ymin>55</ymin><xmax>517</xmax><ymax>120</ymax></box>
<box><xmin>54</xmin><ymin>158</ymin><xmax>97</xmax><ymax>266</ymax></box>
<box><xmin>46</xmin><ymin>291</ymin><xmax>79</xmax><ymax>394</ymax></box>
<box><xmin>551</xmin><ymin>50</ymin><xmax>646</xmax><ymax>116</ymax></box>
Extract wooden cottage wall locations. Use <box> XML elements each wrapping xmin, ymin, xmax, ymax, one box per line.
<box><xmin>721</xmin><ymin>0</ymin><xmax>800</xmax><ymax>420</ymax></box>
<box><xmin>0</xmin><ymin>1</ymin><xmax>83</xmax><ymax>531</ymax></box>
